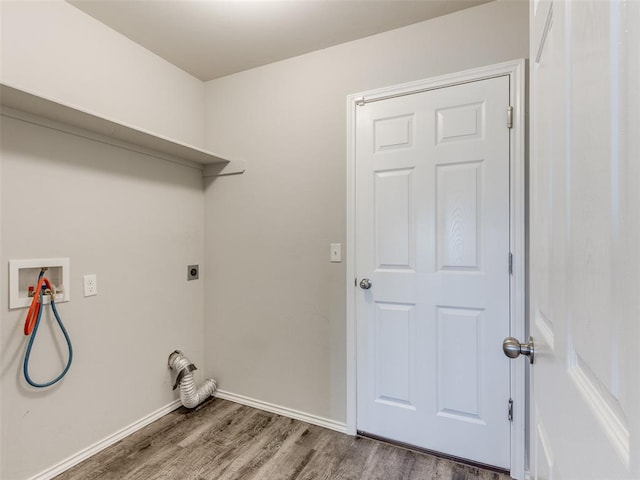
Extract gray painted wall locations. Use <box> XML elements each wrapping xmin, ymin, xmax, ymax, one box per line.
<box><xmin>0</xmin><ymin>118</ymin><xmax>205</xmax><ymax>479</ymax></box>
<box><xmin>0</xmin><ymin>1</ymin><xmax>205</xmax><ymax>147</ymax></box>
<box><xmin>1</xmin><ymin>4</ymin><xmax>207</xmax><ymax>477</ymax></box>
<box><xmin>202</xmin><ymin>0</ymin><xmax>529</xmax><ymax>424</ymax></box>
<box><xmin>1</xmin><ymin>3</ymin><xmax>208</xmax><ymax>478</ymax></box>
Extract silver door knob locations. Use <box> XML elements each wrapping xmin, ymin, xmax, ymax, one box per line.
<box><xmin>502</xmin><ymin>336</ymin><xmax>535</xmax><ymax>364</ymax></box>
<box><xmin>359</xmin><ymin>278</ymin><xmax>372</xmax><ymax>290</ymax></box>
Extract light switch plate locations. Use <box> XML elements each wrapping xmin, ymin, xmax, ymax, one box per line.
<box><xmin>330</xmin><ymin>243</ymin><xmax>342</xmax><ymax>263</ymax></box>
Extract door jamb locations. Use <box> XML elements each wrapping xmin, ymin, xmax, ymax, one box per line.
<box><xmin>345</xmin><ymin>59</ymin><xmax>527</xmax><ymax>479</ymax></box>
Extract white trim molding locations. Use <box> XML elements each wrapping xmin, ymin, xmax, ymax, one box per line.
<box><xmin>345</xmin><ymin>59</ymin><xmax>527</xmax><ymax>480</ymax></box>
<box><xmin>29</xmin><ymin>400</ymin><xmax>182</xmax><ymax>480</ymax></box>
<box><xmin>215</xmin><ymin>390</ymin><xmax>348</xmax><ymax>434</ymax></box>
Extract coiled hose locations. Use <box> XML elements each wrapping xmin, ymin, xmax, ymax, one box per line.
<box><xmin>23</xmin><ymin>270</ymin><xmax>73</xmax><ymax>388</ymax></box>
<box><xmin>168</xmin><ymin>350</ymin><xmax>217</xmax><ymax>408</ymax></box>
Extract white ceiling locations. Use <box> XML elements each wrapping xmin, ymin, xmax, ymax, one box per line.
<box><xmin>68</xmin><ymin>0</ymin><xmax>492</xmax><ymax>81</ymax></box>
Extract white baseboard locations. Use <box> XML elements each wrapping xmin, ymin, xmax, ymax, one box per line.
<box><xmin>215</xmin><ymin>389</ymin><xmax>348</xmax><ymax>434</ymax></box>
<box><xmin>29</xmin><ymin>399</ymin><xmax>182</xmax><ymax>480</ymax></box>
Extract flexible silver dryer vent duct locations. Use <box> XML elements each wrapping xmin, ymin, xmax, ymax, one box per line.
<box><xmin>168</xmin><ymin>350</ymin><xmax>217</xmax><ymax>409</ymax></box>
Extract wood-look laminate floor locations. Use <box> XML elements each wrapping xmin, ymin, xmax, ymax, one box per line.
<box><xmin>55</xmin><ymin>398</ymin><xmax>512</xmax><ymax>480</ymax></box>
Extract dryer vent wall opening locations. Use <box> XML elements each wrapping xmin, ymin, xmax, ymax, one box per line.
<box><xmin>168</xmin><ymin>350</ymin><xmax>217</xmax><ymax>409</ymax></box>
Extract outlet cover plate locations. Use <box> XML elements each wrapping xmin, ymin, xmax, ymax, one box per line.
<box><xmin>187</xmin><ymin>265</ymin><xmax>199</xmax><ymax>281</ymax></box>
<box><xmin>83</xmin><ymin>274</ymin><xmax>98</xmax><ymax>297</ymax></box>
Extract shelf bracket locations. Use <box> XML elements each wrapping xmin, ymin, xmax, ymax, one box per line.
<box><xmin>203</xmin><ymin>160</ymin><xmax>246</xmax><ymax>177</ymax></box>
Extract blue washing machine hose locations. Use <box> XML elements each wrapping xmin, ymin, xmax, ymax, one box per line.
<box><xmin>23</xmin><ymin>271</ymin><xmax>73</xmax><ymax>388</ymax></box>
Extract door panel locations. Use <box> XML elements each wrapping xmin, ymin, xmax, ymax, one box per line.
<box><xmin>374</xmin><ymin>302</ymin><xmax>416</xmax><ymax>408</ymax></box>
<box><xmin>374</xmin><ymin>169</ymin><xmax>414</xmax><ymax>269</ymax></box>
<box><xmin>436</xmin><ymin>161</ymin><xmax>482</xmax><ymax>271</ymax></box>
<box><xmin>530</xmin><ymin>1</ymin><xmax>640</xmax><ymax>478</ymax></box>
<box><xmin>436</xmin><ymin>307</ymin><xmax>484</xmax><ymax>420</ymax></box>
<box><xmin>356</xmin><ymin>76</ymin><xmax>511</xmax><ymax>468</ymax></box>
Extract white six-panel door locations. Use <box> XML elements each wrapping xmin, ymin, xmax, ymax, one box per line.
<box><xmin>530</xmin><ymin>1</ymin><xmax>640</xmax><ymax>478</ymax></box>
<box><xmin>355</xmin><ymin>76</ymin><xmax>512</xmax><ymax>469</ymax></box>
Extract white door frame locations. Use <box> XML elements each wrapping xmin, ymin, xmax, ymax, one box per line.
<box><xmin>346</xmin><ymin>59</ymin><xmax>527</xmax><ymax>479</ymax></box>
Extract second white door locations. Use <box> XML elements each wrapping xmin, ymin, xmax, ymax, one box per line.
<box><xmin>356</xmin><ymin>75</ymin><xmax>511</xmax><ymax>468</ymax></box>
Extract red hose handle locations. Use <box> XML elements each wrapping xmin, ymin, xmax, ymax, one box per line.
<box><xmin>24</xmin><ymin>276</ymin><xmax>52</xmax><ymax>336</ymax></box>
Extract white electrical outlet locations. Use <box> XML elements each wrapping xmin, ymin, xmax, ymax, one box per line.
<box><xmin>83</xmin><ymin>274</ymin><xmax>98</xmax><ymax>297</ymax></box>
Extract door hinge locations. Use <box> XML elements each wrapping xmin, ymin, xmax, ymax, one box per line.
<box><xmin>508</xmin><ymin>398</ymin><xmax>514</xmax><ymax>422</ymax></box>
<box><xmin>509</xmin><ymin>252</ymin><xmax>513</xmax><ymax>275</ymax></box>
<box><xmin>507</xmin><ymin>106</ymin><xmax>513</xmax><ymax>129</ymax></box>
